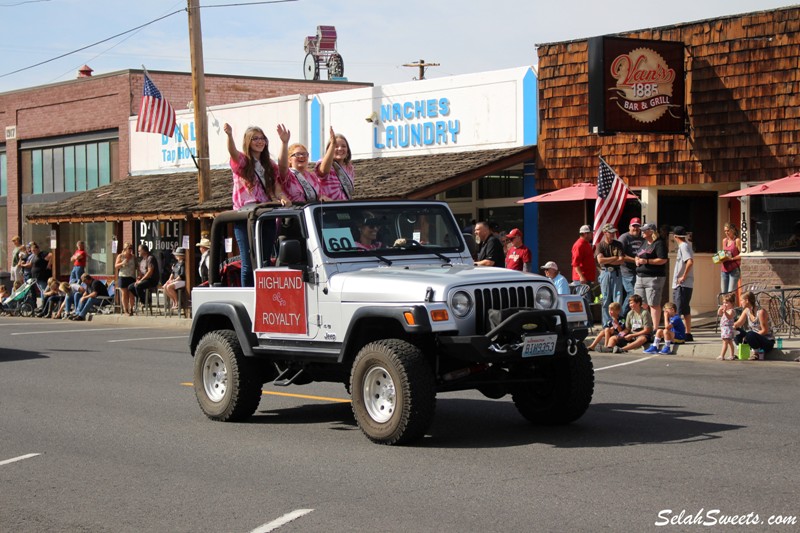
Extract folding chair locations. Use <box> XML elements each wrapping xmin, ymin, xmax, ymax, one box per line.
<box><xmin>92</xmin><ymin>280</ymin><xmax>116</xmax><ymax>315</ymax></box>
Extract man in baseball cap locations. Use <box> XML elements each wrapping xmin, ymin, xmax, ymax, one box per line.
<box><xmin>635</xmin><ymin>222</ymin><xmax>668</xmax><ymax>331</ymax></box>
<box><xmin>504</xmin><ymin>228</ymin><xmax>532</xmax><ymax>272</ymax></box>
<box><xmin>571</xmin><ymin>224</ymin><xmax>596</xmax><ymax>285</ymax></box>
<box><xmin>671</xmin><ymin>226</ymin><xmax>694</xmax><ymax>341</ymax></box>
<box><xmin>619</xmin><ymin>217</ymin><xmax>645</xmax><ymax>317</ymax></box>
<box><xmin>541</xmin><ymin>260</ymin><xmax>570</xmax><ymax>294</ymax></box>
<box><xmin>596</xmin><ymin>223</ymin><xmax>624</xmax><ymax>324</ymax></box>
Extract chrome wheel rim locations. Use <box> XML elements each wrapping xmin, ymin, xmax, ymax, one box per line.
<box><xmin>202</xmin><ymin>353</ymin><xmax>228</xmax><ymax>403</ymax></box>
<box><xmin>362</xmin><ymin>365</ymin><xmax>396</xmax><ymax>423</ymax></box>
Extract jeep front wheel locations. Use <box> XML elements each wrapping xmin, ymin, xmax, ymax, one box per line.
<box><xmin>350</xmin><ymin>339</ymin><xmax>436</xmax><ymax>445</ymax></box>
<box><xmin>512</xmin><ymin>345</ymin><xmax>594</xmax><ymax>425</ymax></box>
<box><xmin>193</xmin><ymin>330</ymin><xmax>262</xmax><ymax>422</ymax></box>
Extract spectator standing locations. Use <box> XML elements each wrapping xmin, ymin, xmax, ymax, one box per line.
<box><xmin>315</xmin><ymin>126</ymin><xmax>355</xmax><ymax>201</ymax></box>
<box><xmin>541</xmin><ymin>261</ymin><xmax>570</xmax><ymax>294</ymax></box>
<box><xmin>70</xmin><ymin>273</ymin><xmax>108</xmax><ymax>321</ymax></box>
<box><xmin>474</xmin><ymin>221</ymin><xmax>504</xmax><ymax>267</ymax></box>
<box><xmin>717</xmin><ymin>294</ymin><xmax>736</xmax><ymax>361</ymax></box>
<box><xmin>115</xmin><ymin>242</ymin><xmax>136</xmax><ymax>316</ymax></box>
<box><xmin>596</xmin><ymin>223</ymin><xmax>624</xmax><ymax>325</ymax></box>
<box><xmin>69</xmin><ymin>240</ymin><xmax>88</xmax><ymax>284</ymax></box>
<box><xmin>504</xmin><ymin>228</ymin><xmax>532</xmax><ymax>272</ymax></box>
<box><xmin>634</xmin><ymin>223</ymin><xmax>668</xmax><ymax>330</ymax></box>
<box><xmin>9</xmin><ymin>235</ymin><xmax>23</xmax><ymax>284</ymax></box>
<box><xmin>133</xmin><ymin>244</ymin><xmax>158</xmax><ymax>308</ymax></box>
<box><xmin>719</xmin><ymin>222</ymin><xmax>742</xmax><ymax>298</ymax></box>
<box><xmin>196</xmin><ymin>238</ymin><xmax>211</xmax><ymax>285</ymax></box>
<box><xmin>671</xmin><ymin>226</ymin><xmax>695</xmax><ymax>341</ymax></box>
<box><xmin>23</xmin><ymin>242</ymin><xmax>53</xmax><ymax>296</ymax></box>
<box><xmin>618</xmin><ymin>218</ymin><xmax>644</xmax><ymax>318</ymax></box>
<box><xmin>571</xmin><ymin>225</ymin><xmax>596</xmax><ymax>285</ymax></box>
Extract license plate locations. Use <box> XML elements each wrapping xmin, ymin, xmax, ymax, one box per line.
<box><xmin>522</xmin><ymin>334</ymin><xmax>557</xmax><ymax>357</ymax></box>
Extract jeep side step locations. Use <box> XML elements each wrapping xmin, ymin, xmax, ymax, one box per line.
<box><xmin>272</xmin><ymin>364</ymin><xmax>306</xmax><ymax>387</ymax></box>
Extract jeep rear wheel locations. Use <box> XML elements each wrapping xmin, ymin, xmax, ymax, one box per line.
<box><xmin>193</xmin><ymin>330</ymin><xmax>262</xmax><ymax>422</ymax></box>
<box><xmin>351</xmin><ymin>339</ymin><xmax>436</xmax><ymax>445</ymax></box>
<box><xmin>512</xmin><ymin>345</ymin><xmax>594</xmax><ymax>425</ymax></box>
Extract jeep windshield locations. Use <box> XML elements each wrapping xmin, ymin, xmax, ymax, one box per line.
<box><xmin>313</xmin><ymin>203</ymin><xmax>465</xmax><ymax>257</ymax></box>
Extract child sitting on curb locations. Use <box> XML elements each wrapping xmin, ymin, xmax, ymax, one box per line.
<box><xmin>587</xmin><ymin>301</ymin><xmax>626</xmax><ymax>352</ymax></box>
<box><xmin>645</xmin><ymin>302</ymin><xmax>686</xmax><ymax>354</ymax></box>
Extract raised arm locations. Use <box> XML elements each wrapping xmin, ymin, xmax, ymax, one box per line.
<box><xmin>276</xmin><ymin>124</ymin><xmax>290</xmax><ymax>180</ymax></box>
<box><xmin>223</xmin><ymin>123</ymin><xmax>239</xmax><ymax>161</ymax></box>
<box><xmin>316</xmin><ymin>126</ymin><xmax>336</xmax><ymax>177</ymax></box>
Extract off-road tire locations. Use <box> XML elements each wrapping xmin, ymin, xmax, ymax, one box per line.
<box><xmin>512</xmin><ymin>345</ymin><xmax>594</xmax><ymax>425</ymax></box>
<box><xmin>350</xmin><ymin>339</ymin><xmax>436</xmax><ymax>445</ymax></box>
<box><xmin>193</xmin><ymin>330</ymin><xmax>262</xmax><ymax>422</ymax></box>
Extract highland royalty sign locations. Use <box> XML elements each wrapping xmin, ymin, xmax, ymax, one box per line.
<box><xmin>588</xmin><ymin>36</ymin><xmax>686</xmax><ymax>134</ymax></box>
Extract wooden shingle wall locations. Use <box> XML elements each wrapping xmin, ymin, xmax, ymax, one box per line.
<box><xmin>536</xmin><ymin>7</ymin><xmax>800</xmax><ymax>190</ymax></box>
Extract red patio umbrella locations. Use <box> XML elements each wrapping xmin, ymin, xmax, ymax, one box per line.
<box><xmin>720</xmin><ymin>172</ymin><xmax>800</xmax><ymax>197</ymax></box>
<box><xmin>516</xmin><ymin>182</ymin><xmax>638</xmax><ymax>203</ymax></box>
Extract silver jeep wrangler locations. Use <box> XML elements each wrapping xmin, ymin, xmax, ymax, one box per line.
<box><xmin>190</xmin><ymin>200</ymin><xmax>593</xmax><ymax>445</ymax></box>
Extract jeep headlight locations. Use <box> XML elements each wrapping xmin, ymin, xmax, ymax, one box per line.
<box><xmin>535</xmin><ymin>286</ymin><xmax>556</xmax><ymax>309</ymax></box>
<box><xmin>450</xmin><ymin>290</ymin><xmax>473</xmax><ymax>318</ymax></box>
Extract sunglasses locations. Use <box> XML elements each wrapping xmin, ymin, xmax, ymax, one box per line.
<box><xmin>290</xmin><ymin>152</ymin><xmax>309</xmax><ymax>158</ymax></box>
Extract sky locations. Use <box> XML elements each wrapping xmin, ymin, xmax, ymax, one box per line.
<box><xmin>0</xmin><ymin>0</ymin><xmax>795</xmax><ymax>96</ymax></box>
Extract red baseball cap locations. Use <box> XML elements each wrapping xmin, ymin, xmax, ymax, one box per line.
<box><xmin>507</xmin><ymin>228</ymin><xmax>523</xmax><ymax>239</ymax></box>
<box><xmin>629</xmin><ymin>217</ymin><xmax>642</xmax><ymax>226</ymax></box>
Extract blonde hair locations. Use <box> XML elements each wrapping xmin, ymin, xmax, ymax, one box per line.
<box><xmin>609</xmin><ymin>302</ymin><xmax>622</xmax><ymax>312</ymax></box>
<box><xmin>664</xmin><ymin>302</ymin><xmax>677</xmax><ymax>312</ymax></box>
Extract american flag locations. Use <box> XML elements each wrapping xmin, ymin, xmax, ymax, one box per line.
<box><xmin>136</xmin><ymin>73</ymin><xmax>176</xmax><ymax>137</ymax></box>
<box><xmin>592</xmin><ymin>158</ymin><xmax>630</xmax><ymax>246</ymax></box>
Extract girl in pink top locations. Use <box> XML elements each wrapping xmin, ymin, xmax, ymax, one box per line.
<box><xmin>720</xmin><ymin>222</ymin><xmax>742</xmax><ymax>297</ymax></box>
<box><xmin>223</xmin><ymin>123</ymin><xmax>290</xmax><ymax>286</ymax></box>
<box><xmin>223</xmin><ymin>123</ymin><xmax>290</xmax><ymax>209</ymax></box>
<box><xmin>315</xmin><ymin>127</ymin><xmax>355</xmax><ymax>201</ymax></box>
<box><xmin>283</xmin><ymin>141</ymin><xmax>321</xmax><ymax>204</ymax></box>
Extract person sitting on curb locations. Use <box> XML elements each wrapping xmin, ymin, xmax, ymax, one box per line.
<box><xmin>70</xmin><ymin>273</ymin><xmax>108</xmax><ymax>321</ymax></box>
<box><xmin>587</xmin><ymin>301</ymin><xmax>626</xmax><ymax>353</ymax></box>
<box><xmin>607</xmin><ymin>294</ymin><xmax>653</xmax><ymax>353</ymax></box>
<box><xmin>644</xmin><ymin>302</ymin><xmax>686</xmax><ymax>355</ymax></box>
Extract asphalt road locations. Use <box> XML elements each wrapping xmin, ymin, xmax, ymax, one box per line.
<box><xmin>1</xmin><ymin>317</ymin><xmax>799</xmax><ymax>532</ymax></box>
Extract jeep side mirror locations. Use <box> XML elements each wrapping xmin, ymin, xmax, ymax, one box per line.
<box><xmin>276</xmin><ymin>239</ymin><xmax>302</xmax><ymax>267</ymax></box>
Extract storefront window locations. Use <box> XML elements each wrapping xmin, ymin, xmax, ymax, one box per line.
<box><xmin>477</xmin><ymin>207</ymin><xmax>523</xmax><ymax>236</ymax></box>
<box><xmin>59</xmin><ymin>222</ymin><xmax>116</xmax><ymax>277</ymax></box>
<box><xmin>0</xmin><ymin>205</ymin><xmax>6</xmax><ymax>271</ymax></box>
<box><xmin>749</xmin><ymin>194</ymin><xmax>800</xmax><ymax>252</ymax></box>
<box><xmin>1</xmin><ymin>151</ymin><xmax>7</xmax><ymax>196</ymax></box>
<box><xmin>478</xmin><ymin>170</ymin><xmax>524</xmax><ymax>199</ymax></box>
<box><xmin>20</xmin><ymin>137</ymin><xmax>118</xmax><ymax>196</ymax></box>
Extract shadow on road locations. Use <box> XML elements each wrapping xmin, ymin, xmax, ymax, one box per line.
<box><xmin>0</xmin><ymin>348</ymin><xmax>50</xmax><ymax>362</ymax></box>
<box><xmin>254</xmin><ymin>402</ymin><xmax>357</xmax><ymax>431</ymax></box>
<box><xmin>422</xmin><ymin>400</ymin><xmax>745</xmax><ymax>449</ymax></box>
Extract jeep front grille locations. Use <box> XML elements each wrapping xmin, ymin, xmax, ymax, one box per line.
<box><xmin>474</xmin><ymin>285</ymin><xmax>536</xmax><ymax>333</ymax></box>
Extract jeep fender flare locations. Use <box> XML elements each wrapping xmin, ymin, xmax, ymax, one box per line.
<box><xmin>340</xmin><ymin>305</ymin><xmax>433</xmax><ymax>362</ymax></box>
<box><xmin>189</xmin><ymin>301</ymin><xmax>258</xmax><ymax>357</ymax></box>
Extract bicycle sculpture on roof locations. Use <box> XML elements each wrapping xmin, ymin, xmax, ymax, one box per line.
<box><xmin>303</xmin><ymin>25</ymin><xmax>344</xmax><ymax>81</ymax></box>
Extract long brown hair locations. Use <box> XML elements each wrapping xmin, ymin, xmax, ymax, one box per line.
<box><xmin>241</xmin><ymin>127</ymin><xmax>277</xmax><ymax>195</ymax></box>
<box><xmin>326</xmin><ymin>134</ymin><xmax>352</xmax><ymax>165</ymax></box>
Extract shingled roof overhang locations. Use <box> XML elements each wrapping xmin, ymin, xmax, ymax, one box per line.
<box><xmin>26</xmin><ymin>146</ymin><xmax>536</xmax><ymax>224</ymax></box>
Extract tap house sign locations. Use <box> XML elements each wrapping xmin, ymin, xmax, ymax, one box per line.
<box><xmin>588</xmin><ymin>36</ymin><xmax>686</xmax><ymax>134</ymax></box>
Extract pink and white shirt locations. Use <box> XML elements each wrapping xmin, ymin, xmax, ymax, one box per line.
<box><xmin>229</xmin><ymin>153</ymin><xmax>280</xmax><ymax>210</ymax></box>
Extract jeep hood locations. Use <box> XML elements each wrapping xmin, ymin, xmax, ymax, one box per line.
<box><xmin>331</xmin><ymin>264</ymin><xmax>547</xmax><ymax>303</ymax></box>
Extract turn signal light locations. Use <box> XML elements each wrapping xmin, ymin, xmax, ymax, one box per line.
<box><xmin>430</xmin><ymin>309</ymin><xmax>449</xmax><ymax>322</ymax></box>
<box><xmin>567</xmin><ymin>301</ymin><xmax>584</xmax><ymax>313</ymax></box>
<box><xmin>403</xmin><ymin>311</ymin><xmax>416</xmax><ymax>325</ymax></box>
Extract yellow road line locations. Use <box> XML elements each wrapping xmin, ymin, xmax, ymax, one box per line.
<box><xmin>181</xmin><ymin>382</ymin><xmax>351</xmax><ymax>404</ymax></box>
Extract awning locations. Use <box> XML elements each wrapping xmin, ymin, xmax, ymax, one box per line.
<box><xmin>517</xmin><ymin>182</ymin><xmax>638</xmax><ymax>203</ymax></box>
<box><xmin>720</xmin><ymin>172</ymin><xmax>800</xmax><ymax>197</ymax></box>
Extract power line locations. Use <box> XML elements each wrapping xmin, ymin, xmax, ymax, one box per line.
<box><xmin>0</xmin><ymin>0</ymin><xmax>297</xmax><ymax>80</ymax></box>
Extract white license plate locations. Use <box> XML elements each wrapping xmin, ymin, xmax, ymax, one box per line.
<box><xmin>522</xmin><ymin>334</ymin><xmax>557</xmax><ymax>357</ymax></box>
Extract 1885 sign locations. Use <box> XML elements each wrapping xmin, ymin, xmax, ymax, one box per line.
<box><xmin>588</xmin><ymin>36</ymin><xmax>686</xmax><ymax>135</ymax></box>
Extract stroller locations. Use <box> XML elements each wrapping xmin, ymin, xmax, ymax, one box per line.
<box><xmin>1</xmin><ymin>279</ymin><xmax>36</xmax><ymax>317</ymax></box>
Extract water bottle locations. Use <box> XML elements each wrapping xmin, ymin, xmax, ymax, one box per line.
<box><xmin>777</xmin><ymin>337</ymin><xmax>783</xmax><ymax>350</ymax></box>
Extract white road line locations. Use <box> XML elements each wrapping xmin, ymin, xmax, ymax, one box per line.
<box><xmin>595</xmin><ymin>355</ymin><xmax>657</xmax><ymax>371</ymax></box>
<box><xmin>108</xmin><ymin>335</ymin><xmax>187</xmax><ymax>343</ymax></box>
<box><xmin>0</xmin><ymin>453</ymin><xmax>40</xmax><ymax>466</ymax></box>
<box><xmin>11</xmin><ymin>327</ymin><xmax>150</xmax><ymax>336</ymax></box>
<box><xmin>250</xmin><ymin>509</ymin><xmax>314</xmax><ymax>533</ymax></box>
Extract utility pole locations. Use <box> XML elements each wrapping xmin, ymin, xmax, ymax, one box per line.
<box><xmin>402</xmin><ymin>59</ymin><xmax>440</xmax><ymax>80</ymax></box>
<box><xmin>187</xmin><ymin>0</ymin><xmax>211</xmax><ymax>203</ymax></box>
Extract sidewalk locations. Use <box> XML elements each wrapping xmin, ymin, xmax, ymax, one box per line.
<box><xmin>586</xmin><ymin>312</ymin><xmax>800</xmax><ymax>362</ymax></box>
<box><xmin>88</xmin><ymin>311</ymin><xmax>191</xmax><ymax>330</ymax></box>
